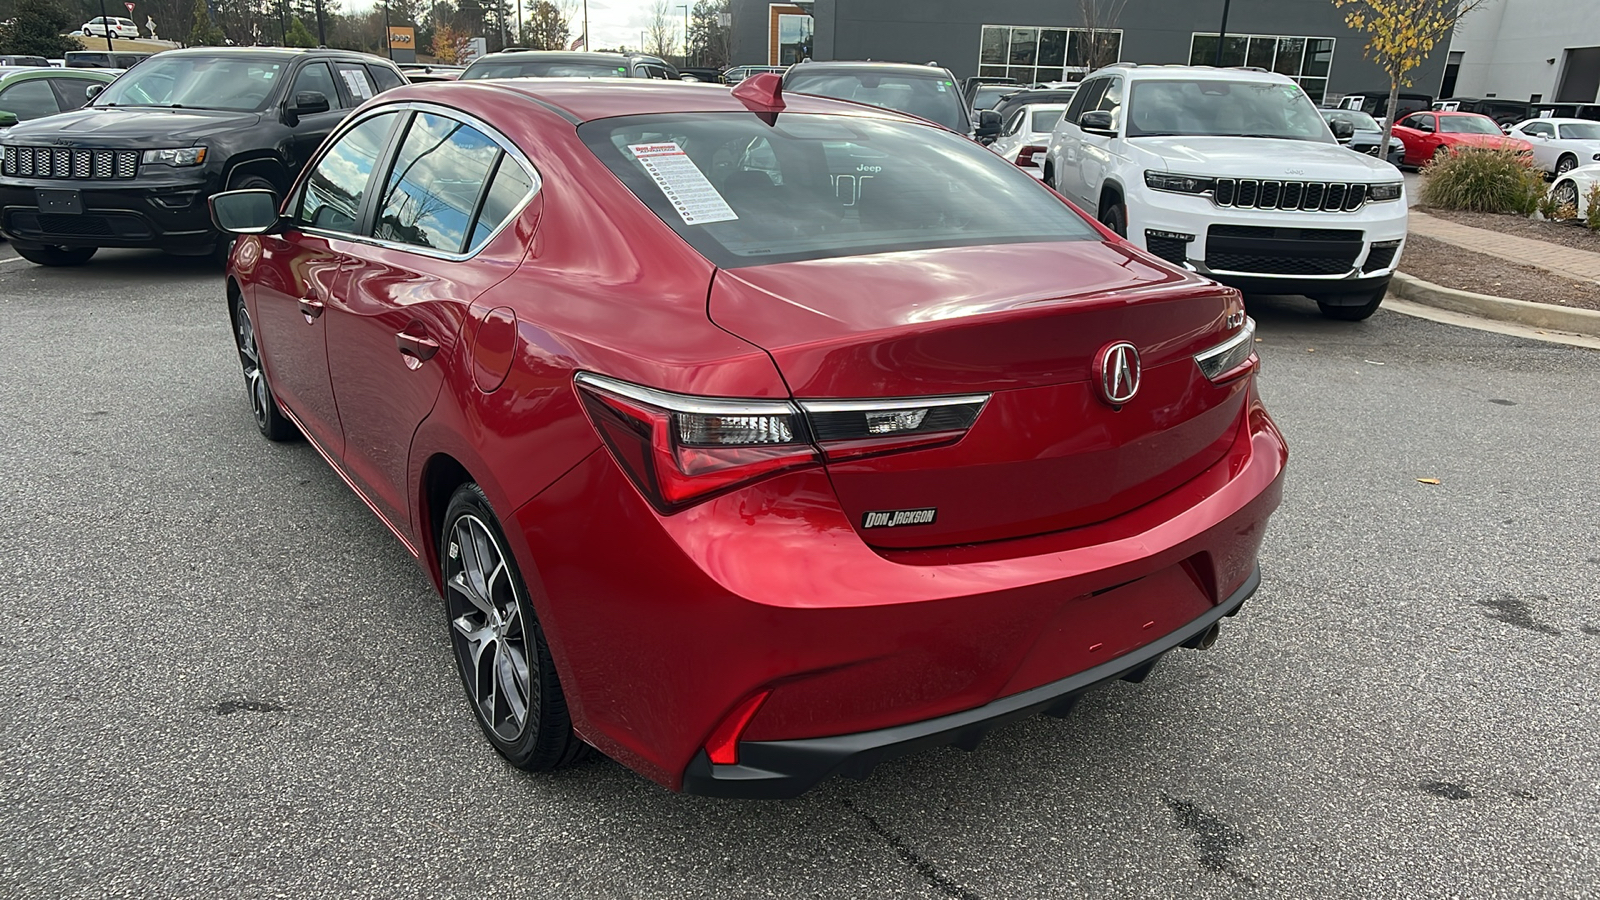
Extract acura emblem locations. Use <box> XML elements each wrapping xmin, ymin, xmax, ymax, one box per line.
<box><xmin>1095</xmin><ymin>341</ymin><xmax>1141</xmax><ymax>407</ymax></box>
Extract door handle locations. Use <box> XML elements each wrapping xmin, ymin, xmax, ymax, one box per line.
<box><xmin>298</xmin><ymin>297</ymin><xmax>324</xmax><ymax>320</ymax></box>
<box><xmin>395</xmin><ymin>330</ymin><xmax>439</xmax><ymax>368</ymax></box>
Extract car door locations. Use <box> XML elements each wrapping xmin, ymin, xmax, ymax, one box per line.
<box><xmin>283</xmin><ymin>61</ymin><xmax>351</xmax><ymax>173</ymax></box>
<box><xmin>47</xmin><ymin>75</ymin><xmax>99</xmax><ymax>111</ymax></box>
<box><xmin>1079</xmin><ymin>76</ymin><xmax>1123</xmax><ymax>216</ymax></box>
<box><xmin>253</xmin><ymin>111</ymin><xmax>405</xmax><ymax>456</ymax></box>
<box><xmin>324</xmin><ymin>109</ymin><xmax>537</xmax><ymax>529</ymax></box>
<box><xmin>1392</xmin><ymin>113</ymin><xmax>1430</xmax><ymax>164</ymax></box>
<box><xmin>1520</xmin><ymin>121</ymin><xmax>1557</xmax><ymax>170</ymax></box>
<box><xmin>1051</xmin><ymin>77</ymin><xmax>1106</xmax><ymax>205</ymax></box>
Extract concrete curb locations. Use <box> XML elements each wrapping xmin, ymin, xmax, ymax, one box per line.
<box><xmin>1389</xmin><ymin>271</ymin><xmax>1600</xmax><ymax>338</ymax></box>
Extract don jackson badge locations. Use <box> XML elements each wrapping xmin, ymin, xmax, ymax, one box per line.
<box><xmin>862</xmin><ymin>508</ymin><xmax>938</xmax><ymax>529</ymax></box>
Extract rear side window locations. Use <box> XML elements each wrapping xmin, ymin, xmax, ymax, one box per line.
<box><xmin>298</xmin><ymin>112</ymin><xmax>400</xmax><ymax>233</ymax></box>
<box><xmin>374</xmin><ymin>112</ymin><xmax>502</xmax><ymax>252</ymax></box>
<box><xmin>368</xmin><ymin>65</ymin><xmax>403</xmax><ymax>92</ymax></box>
<box><xmin>468</xmin><ymin>161</ymin><xmax>535</xmax><ymax>251</ymax></box>
<box><xmin>336</xmin><ymin>63</ymin><xmax>377</xmax><ymax>104</ymax></box>
<box><xmin>580</xmin><ymin>113</ymin><xmax>1094</xmax><ymax>268</ymax></box>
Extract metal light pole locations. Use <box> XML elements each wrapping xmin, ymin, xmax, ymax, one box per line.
<box><xmin>315</xmin><ymin>0</ymin><xmax>327</xmax><ymax>47</ymax></box>
<box><xmin>97</xmin><ymin>0</ymin><xmax>114</xmax><ymax>50</ymax></box>
<box><xmin>677</xmin><ymin>4</ymin><xmax>688</xmax><ymax>67</ymax></box>
<box><xmin>1213</xmin><ymin>0</ymin><xmax>1232</xmax><ymax>67</ymax></box>
<box><xmin>384</xmin><ymin>0</ymin><xmax>392</xmax><ymax>58</ymax></box>
<box><xmin>582</xmin><ymin>0</ymin><xmax>588</xmax><ymax>50</ymax></box>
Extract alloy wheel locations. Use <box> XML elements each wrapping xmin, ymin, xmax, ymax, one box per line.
<box><xmin>1553</xmin><ymin>180</ymin><xmax>1578</xmax><ymax>209</ymax></box>
<box><xmin>445</xmin><ymin>514</ymin><xmax>532</xmax><ymax>741</ymax></box>
<box><xmin>234</xmin><ymin>301</ymin><xmax>270</xmax><ymax>429</ymax></box>
<box><xmin>1556</xmin><ymin>157</ymin><xmax>1576</xmax><ymax>175</ymax></box>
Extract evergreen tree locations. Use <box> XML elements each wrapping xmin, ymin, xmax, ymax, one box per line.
<box><xmin>187</xmin><ymin>0</ymin><xmax>226</xmax><ymax>44</ymax></box>
<box><xmin>521</xmin><ymin>0</ymin><xmax>566</xmax><ymax>50</ymax></box>
<box><xmin>284</xmin><ymin>13</ymin><xmax>315</xmax><ymax>45</ymax></box>
<box><xmin>0</xmin><ymin>0</ymin><xmax>80</xmax><ymax>58</ymax></box>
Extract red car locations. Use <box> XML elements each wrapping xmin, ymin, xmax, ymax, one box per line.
<box><xmin>210</xmin><ymin>75</ymin><xmax>1287</xmax><ymax>797</ymax></box>
<box><xmin>1391</xmin><ymin>110</ymin><xmax>1534</xmax><ymax>166</ymax></box>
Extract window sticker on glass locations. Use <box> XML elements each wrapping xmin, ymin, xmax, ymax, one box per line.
<box><xmin>628</xmin><ymin>143</ymin><xmax>738</xmax><ymax>225</ymax></box>
<box><xmin>340</xmin><ymin>68</ymin><xmax>373</xmax><ymax>100</ymax></box>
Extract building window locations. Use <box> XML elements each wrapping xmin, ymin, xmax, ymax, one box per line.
<box><xmin>769</xmin><ymin>5</ymin><xmax>812</xmax><ymax>66</ymax></box>
<box><xmin>979</xmin><ymin>24</ymin><xmax>1123</xmax><ymax>85</ymax></box>
<box><xmin>1189</xmin><ymin>33</ymin><xmax>1335</xmax><ymax>102</ymax></box>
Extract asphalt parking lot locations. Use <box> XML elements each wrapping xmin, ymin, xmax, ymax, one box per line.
<box><xmin>1</xmin><ymin>247</ymin><xmax>1597</xmax><ymax>899</ymax></box>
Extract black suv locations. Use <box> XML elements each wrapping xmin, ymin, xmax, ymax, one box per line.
<box><xmin>0</xmin><ymin>47</ymin><xmax>405</xmax><ymax>265</ymax></box>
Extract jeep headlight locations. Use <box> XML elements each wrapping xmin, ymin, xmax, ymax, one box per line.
<box><xmin>141</xmin><ymin>147</ymin><xmax>207</xmax><ymax>167</ymax></box>
<box><xmin>1368</xmin><ymin>182</ymin><xmax>1403</xmax><ymax>202</ymax></box>
<box><xmin>1143</xmin><ymin>171</ymin><xmax>1214</xmax><ymax>194</ymax></box>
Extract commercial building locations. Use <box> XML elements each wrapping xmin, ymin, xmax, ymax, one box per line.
<box><xmin>733</xmin><ymin>0</ymin><xmax>1449</xmax><ymax>105</ymax></box>
<box><xmin>1444</xmin><ymin>0</ymin><xmax>1600</xmax><ymax>103</ymax></box>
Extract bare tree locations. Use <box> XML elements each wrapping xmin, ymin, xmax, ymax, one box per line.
<box><xmin>1077</xmin><ymin>0</ymin><xmax>1127</xmax><ymax>73</ymax></box>
<box><xmin>644</xmin><ymin>0</ymin><xmax>675</xmax><ymax>59</ymax></box>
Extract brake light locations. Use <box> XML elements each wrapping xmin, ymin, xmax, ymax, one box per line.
<box><xmin>1016</xmin><ymin>144</ymin><xmax>1047</xmax><ymax>168</ymax></box>
<box><xmin>575</xmin><ymin>373</ymin><xmax>817</xmax><ymax>513</ymax></box>
<box><xmin>1194</xmin><ymin>317</ymin><xmax>1257</xmax><ymax>383</ymax></box>
<box><xmin>577</xmin><ymin>373</ymin><xmax>991</xmax><ymax>511</ymax></box>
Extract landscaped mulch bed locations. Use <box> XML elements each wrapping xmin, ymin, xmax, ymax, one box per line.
<box><xmin>1399</xmin><ymin>235</ymin><xmax>1600</xmax><ymax>312</ymax></box>
<box><xmin>1421</xmin><ymin>208</ymin><xmax>1600</xmax><ymax>253</ymax></box>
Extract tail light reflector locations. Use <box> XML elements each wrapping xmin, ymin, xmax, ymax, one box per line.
<box><xmin>575</xmin><ymin>372</ymin><xmax>817</xmax><ymax>513</ymax></box>
<box><xmin>1194</xmin><ymin>317</ymin><xmax>1257</xmax><ymax>383</ymax></box>
<box><xmin>1016</xmin><ymin>144</ymin><xmax>1047</xmax><ymax>168</ymax></box>
<box><xmin>704</xmin><ymin>690</ymin><xmax>770</xmax><ymax>765</ymax></box>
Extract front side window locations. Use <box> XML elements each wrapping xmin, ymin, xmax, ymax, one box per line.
<box><xmin>95</xmin><ymin>55</ymin><xmax>284</xmax><ymax>112</ymax></box>
<box><xmin>785</xmin><ymin>69</ymin><xmax>969</xmax><ymax>133</ymax></box>
<box><xmin>375</xmin><ymin>113</ymin><xmax>502</xmax><ymax>252</ymax></box>
<box><xmin>1067</xmin><ymin>78</ymin><xmax>1107</xmax><ymax>125</ymax></box>
<box><xmin>1125</xmin><ymin>79</ymin><xmax>1334</xmax><ymax>142</ymax></box>
<box><xmin>1439</xmin><ymin>115</ymin><xmax>1500</xmax><ymax>134</ymax></box>
<box><xmin>580</xmin><ymin>113</ymin><xmax>1096</xmax><ymax>268</ymax></box>
<box><xmin>297</xmin><ymin>113</ymin><xmax>399</xmax><ymax>233</ymax></box>
<box><xmin>290</xmin><ymin>62</ymin><xmax>341</xmax><ymax>108</ymax></box>
<box><xmin>0</xmin><ymin>79</ymin><xmax>62</xmax><ymax>119</ymax></box>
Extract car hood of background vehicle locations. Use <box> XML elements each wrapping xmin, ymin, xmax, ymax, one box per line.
<box><xmin>0</xmin><ymin>107</ymin><xmax>261</xmax><ymax>146</ymax></box>
<box><xmin>1136</xmin><ymin>136</ymin><xmax>1398</xmax><ymax>179</ymax></box>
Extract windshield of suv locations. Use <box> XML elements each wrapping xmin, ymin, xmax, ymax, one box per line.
<box><xmin>1126</xmin><ymin>79</ymin><xmax>1333</xmax><ymax>142</ymax></box>
<box><xmin>784</xmin><ymin>70</ymin><xmax>969</xmax><ymax>133</ymax></box>
<box><xmin>461</xmin><ymin>60</ymin><xmax>629</xmax><ymax>79</ymax></box>
<box><xmin>1438</xmin><ymin>115</ymin><xmax>1501</xmax><ymax>134</ymax></box>
<box><xmin>94</xmin><ymin>56</ymin><xmax>283</xmax><ymax>111</ymax></box>
<box><xmin>1559</xmin><ymin>122</ymin><xmax>1600</xmax><ymax>140</ymax></box>
<box><xmin>1321</xmin><ymin>109</ymin><xmax>1381</xmax><ymax>132</ymax></box>
<box><xmin>580</xmin><ymin>113</ymin><xmax>1094</xmax><ymax>268</ymax></box>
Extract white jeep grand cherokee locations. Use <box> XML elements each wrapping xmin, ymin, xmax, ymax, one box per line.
<box><xmin>1043</xmin><ymin>65</ymin><xmax>1406</xmax><ymax>321</ymax></box>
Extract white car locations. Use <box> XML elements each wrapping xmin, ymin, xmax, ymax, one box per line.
<box><xmin>1043</xmin><ymin>64</ymin><xmax>1408</xmax><ymax>321</ymax></box>
<box><xmin>1550</xmin><ymin>163</ymin><xmax>1600</xmax><ymax>218</ymax></box>
<box><xmin>80</xmin><ymin>17</ymin><xmax>140</xmax><ymax>39</ymax></box>
<box><xmin>988</xmin><ymin>102</ymin><xmax>1068</xmax><ymax>179</ymax></box>
<box><xmin>1508</xmin><ymin>118</ymin><xmax>1600</xmax><ymax>176</ymax></box>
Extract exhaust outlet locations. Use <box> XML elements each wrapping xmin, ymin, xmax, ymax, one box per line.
<box><xmin>1182</xmin><ymin>622</ymin><xmax>1221</xmax><ymax>651</ymax></box>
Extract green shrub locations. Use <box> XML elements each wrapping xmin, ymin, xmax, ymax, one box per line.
<box><xmin>1588</xmin><ymin>184</ymin><xmax>1600</xmax><ymax>232</ymax></box>
<box><xmin>1419</xmin><ymin>148</ymin><xmax>1547</xmax><ymax>215</ymax></box>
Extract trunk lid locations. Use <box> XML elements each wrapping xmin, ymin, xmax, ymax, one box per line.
<box><xmin>709</xmin><ymin>240</ymin><xmax>1253</xmax><ymax>549</ymax></box>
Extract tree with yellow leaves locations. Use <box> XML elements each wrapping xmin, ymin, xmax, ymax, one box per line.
<box><xmin>1332</xmin><ymin>0</ymin><xmax>1490</xmax><ymax>148</ymax></box>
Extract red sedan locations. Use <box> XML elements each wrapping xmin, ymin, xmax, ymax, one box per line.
<box><xmin>210</xmin><ymin>75</ymin><xmax>1287</xmax><ymax>797</ymax></box>
<box><xmin>1391</xmin><ymin>110</ymin><xmax>1534</xmax><ymax>166</ymax></box>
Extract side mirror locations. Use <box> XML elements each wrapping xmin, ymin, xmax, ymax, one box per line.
<box><xmin>1330</xmin><ymin>119</ymin><xmax>1354</xmax><ymax>141</ymax></box>
<box><xmin>85</xmin><ymin>83</ymin><xmax>104</xmax><ymax>100</ymax></box>
<box><xmin>1078</xmin><ymin>109</ymin><xmax>1116</xmax><ymax>136</ymax></box>
<box><xmin>0</xmin><ymin>111</ymin><xmax>17</xmax><ymax>128</ymax></box>
<box><xmin>975</xmin><ymin>109</ymin><xmax>1003</xmax><ymax>140</ymax></box>
<box><xmin>288</xmin><ymin>90</ymin><xmax>330</xmax><ymax>120</ymax></box>
<box><xmin>210</xmin><ymin>189</ymin><xmax>284</xmax><ymax>235</ymax></box>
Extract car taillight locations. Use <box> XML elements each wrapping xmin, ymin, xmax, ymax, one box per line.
<box><xmin>575</xmin><ymin>372</ymin><xmax>817</xmax><ymax>513</ymax></box>
<box><xmin>576</xmin><ymin>373</ymin><xmax>991</xmax><ymax>511</ymax></box>
<box><xmin>1016</xmin><ymin>144</ymin><xmax>1047</xmax><ymax>168</ymax></box>
<box><xmin>1194</xmin><ymin>317</ymin><xmax>1257</xmax><ymax>383</ymax></box>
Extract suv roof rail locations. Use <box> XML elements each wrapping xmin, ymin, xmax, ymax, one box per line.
<box><xmin>1229</xmin><ymin>66</ymin><xmax>1270</xmax><ymax>72</ymax></box>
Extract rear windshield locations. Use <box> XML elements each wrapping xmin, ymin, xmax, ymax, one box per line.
<box><xmin>784</xmin><ymin>70</ymin><xmax>969</xmax><ymax>133</ymax></box>
<box><xmin>580</xmin><ymin>113</ymin><xmax>1095</xmax><ymax>268</ymax></box>
<box><xmin>462</xmin><ymin>60</ymin><xmax>629</xmax><ymax>79</ymax></box>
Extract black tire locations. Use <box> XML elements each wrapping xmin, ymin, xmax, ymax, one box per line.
<box><xmin>1555</xmin><ymin>154</ymin><xmax>1578</xmax><ymax>176</ymax></box>
<box><xmin>213</xmin><ymin>173</ymin><xmax>277</xmax><ymax>266</ymax></box>
<box><xmin>14</xmin><ymin>243</ymin><xmax>96</xmax><ymax>267</ymax></box>
<box><xmin>1316</xmin><ymin>285</ymin><xmax>1387</xmax><ymax>321</ymax></box>
<box><xmin>231</xmin><ymin>289</ymin><xmax>298</xmax><ymax>441</ymax></box>
<box><xmin>1042</xmin><ymin>161</ymin><xmax>1055</xmax><ymax>190</ymax></box>
<box><xmin>1099</xmin><ymin>199</ymin><xmax>1127</xmax><ymax>238</ymax></box>
<box><xmin>441</xmin><ymin>483</ymin><xmax>588</xmax><ymax>771</ymax></box>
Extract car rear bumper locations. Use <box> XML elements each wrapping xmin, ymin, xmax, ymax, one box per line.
<box><xmin>508</xmin><ymin>388</ymin><xmax>1287</xmax><ymax>795</ymax></box>
<box><xmin>0</xmin><ymin>174</ymin><xmax>219</xmax><ymax>253</ymax></box>
<box><xmin>682</xmin><ymin>565</ymin><xmax>1258</xmax><ymax>798</ymax></box>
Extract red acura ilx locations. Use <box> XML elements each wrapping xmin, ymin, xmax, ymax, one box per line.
<box><xmin>211</xmin><ymin>75</ymin><xmax>1287</xmax><ymax>797</ymax></box>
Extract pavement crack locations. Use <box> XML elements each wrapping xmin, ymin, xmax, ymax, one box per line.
<box><xmin>1477</xmin><ymin>595</ymin><xmax>1561</xmax><ymax>636</ymax></box>
<box><xmin>1420</xmin><ymin>780</ymin><xmax>1473</xmax><ymax>800</ymax></box>
<box><xmin>1162</xmin><ymin>795</ymin><xmax>1258</xmax><ymax>888</ymax></box>
<box><xmin>843</xmin><ymin>799</ymin><xmax>981</xmax><ymax>900</ymax></box>
<box><xmin>214</xmin><ymin>696</ymin><xmax>288</xmax><ymax>715</ymax></box>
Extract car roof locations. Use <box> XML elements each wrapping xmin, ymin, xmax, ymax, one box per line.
<box><xmin>477</xmin><ymin>51</ymin><xmax>630</xmax><ymax>64</ymax></box>
<box><xmin>396</xmin><ymin>78</ymin><xmax>920</xmax><ymax>125</ymax></box>
<box><xmin>786</xmin><ymin>60</ymin><xmax>951</xmax><ymax>77</ymax></box>
<box><xmin>1519</xmin><ymin>117</ymin><xmax>1592</xmax><ymax>124</ymax></box>
<box><xmin>1104</xmin><ymin>64</ymin><xmax>1297</xmax><ymax>85</ymax></box>
<box><xmin>142</xmin><ymin>46</ymin><xmax>384</xmax><ymax>61</ymax></box>
<box><xmin>1433</xmin><ymin>110</ymin><xmax>1495</xmax><ymax>116</ymax></box>
<box><xmin>0</xmin><ymin>66</ymin><xmax>112</xmax><ymax>81</ymax></box>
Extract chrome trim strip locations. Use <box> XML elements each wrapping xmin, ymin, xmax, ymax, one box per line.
<box><xmin>574</xmin><ymin>371</ymin><xmax>801</xmax><ymax>418</ymax></box>
<box><xmin>798</xmin><ymin>394</ymin><xmax>991</xmax><ymax>414</ymax></box>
